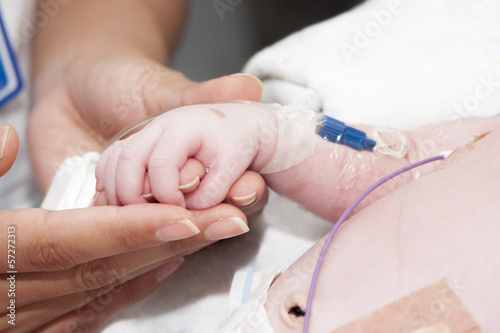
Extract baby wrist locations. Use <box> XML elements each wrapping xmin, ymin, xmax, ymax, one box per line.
<box><xmin>259</xmin><ymin>104</ymin><xmax>319</xmax><ymax>174</ymax></box>
<box><xmin>257</xmin><ymin>104</ymin><xmax>376</xmax><ymax>175</ymax></box>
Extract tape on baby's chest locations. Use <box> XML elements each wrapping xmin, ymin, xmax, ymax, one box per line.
<box><xmin>331</xmin><ymin>279</ymin><xmax>481</xmax><ymax>333</ymax></box>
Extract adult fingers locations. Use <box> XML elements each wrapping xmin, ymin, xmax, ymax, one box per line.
<box><xmin>0</xmin><ymin>259</ymin><xmax>182</xmax><ymax>332</ymax></box>
<box><xmin>183</xmin><ymin>169</ymin><xmax>269</xmax><ymax>216</ymax></box>
<box><xmin>2</xmin><ymin>204</ymin><xmax>197</xmax><ymax>272</ymax></box>
<box><xmin>1</xmin><ymin>203</ymin><xmax>248</xmax><ymax>303</ymax></box>
<box><xmin>142</xmin><ymin>158</ymin><xmax>206</xmax><ymax>196</ymax></box>
<box><xmin>24</xmin><ymin>205</ymin><xmax>249</xmax><ymax>332</ymax></box>
<box><xmin>0</xmin><ymin>124</ymin><xmax>19</xmax><ymax>178</ymax></box>
<box><xmin>225</xmin><ymin>170</ymin><xmax>269</xmax><ymax>218</ymax></box>
<box><xmin>190</xmin><ymin>202</ymin><xmax>249</xmax><ymax>242</ymax></box>
<box><xmin>5</xmin><ymin>202</ymin><xmax>248</xmax><ymax>307</ymax></box>
<box><xmin>179</xmin><ymin>158</ymin><xmax>205</xmax><ymax>193</ymax></box>
<box><xmin>36</xmin><ymin>261</ymin><xmax>181</xmax><ymax>333</ymax></box>
<box><xmin>144</xmin><ymin>158</ymin><xmax>206</xmax><ymax>196</ymax></box>
<box><xmin>1</xmin><ymin>245</ymin><xmax>182</xmax><ymax>309</ymax></box>
<box><xmin>12</xmin><ymin>224</ymin><xmax>213</xmax><ymax>308</ymax></box>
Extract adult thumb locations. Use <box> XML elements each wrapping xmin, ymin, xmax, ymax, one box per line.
<box><xmin>144</xmin><ymin>69</ymin><xmax>264</xmax><ymax>113</ymax></box>
<box><xmin>180</xmin><ymin>73</ymin><xmax>264</xmax><ymax>105</ymax></box>
<box><xmin>0</xmin><ymin>124</ymin><xmax>19</xmax><ymax>177</ymax></box>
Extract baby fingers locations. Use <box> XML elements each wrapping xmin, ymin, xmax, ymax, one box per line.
<box><xmin>146</xmin><ymin>130</ymin><xmax>201</xmax><ymax>207</ymax></box>
<box><xmin>97</xmin><ymin>127</ymin><xmax>163</xmax><ymax>206</ymax></box>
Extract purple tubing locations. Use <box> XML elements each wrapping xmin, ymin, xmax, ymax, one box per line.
<box><xmin>303</xmin><ymin>154</ymin><xmax>445</xmax><ymax>332</ymax></box>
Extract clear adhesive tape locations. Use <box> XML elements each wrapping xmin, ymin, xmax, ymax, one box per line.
<box><xmin>372</xmin><ymin>127</ymin><xmax>408</xmax><ymax>158</ymax></box>
<box><xmin>259</xmin><ymin>104</ymin><xmax>319</xmax><ymax>174</ymax></box>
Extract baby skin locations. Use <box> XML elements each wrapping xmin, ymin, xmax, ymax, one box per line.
<box><xmin>264</xmin><ymin>129</ymin><xmax>500</xmax><ymax>332</ymax></box>
<box><xmin>96</xmin><ymin>101</ymin><xmax>500</xmax><ymax>222</ymax></box>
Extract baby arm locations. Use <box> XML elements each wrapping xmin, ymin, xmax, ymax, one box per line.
<box><xmin>97</xmin><ymin>102</ymin><xmax>500</xmax><ymax>214</ymax></box>
<box><xmin>262</xmin><ymin>116</ymin><xmax>500</xmax><ymax>221</ymax></box>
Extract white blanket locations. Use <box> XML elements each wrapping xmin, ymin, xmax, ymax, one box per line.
<box><xmin>244</xmin><ymin>0</ymin><xmax>500</xmax><ymax>129</ymax></box>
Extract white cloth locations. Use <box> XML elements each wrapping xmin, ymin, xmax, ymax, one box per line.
<box><xmin>41</xmin><ymin>152</ymin><xmax>99</xmax><ymax>210</ymax></box>
<box><xmin>0</xmin><ymin>0</ymin><xmax>40</xmax><ymax>209</ymax></box>
<box><xmin>99</xmin><ymin>1</ymin><xmax>500</xmax><ymax>332</ymax></box>
<box><xmin>244</xmin><ymin>0</ymin><xmax>500</xmax><ymax>129</ymax></box>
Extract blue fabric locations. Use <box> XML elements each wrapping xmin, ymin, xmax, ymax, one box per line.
<box><xmin>0</xmin><ymin>5</ymin><xmax>22</xmax><ymax>110</ymax></box>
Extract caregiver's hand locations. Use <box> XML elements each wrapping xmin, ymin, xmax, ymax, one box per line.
<box><xmin>0</xmin><ymin>203</ymin><xmax>248</xmax><ymax>332</ymax></box>
<box><xmin>0</xmin><ymin>122</ymin><xmax>250</xmax><ymax>332</ymax></box>
<box><xmin>0</xmin><ymin>124</ymin><xmax>18</xmax><ymax>178</ymax></box>
<box><xmin>28</xmin><ymin>0</ymin><xmax>265</xmax><ymax>215</ymax></box>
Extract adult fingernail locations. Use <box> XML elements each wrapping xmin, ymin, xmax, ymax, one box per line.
<box><xmin>179</xmin><ymin>176</ymin><xmax>200</xmax><ymax>193</ymax></box>
<box><xmin>155</xmin><ymin>258</ymin><xmax>184</xmax><ymax>282</ymax></box>
<box><xmin>156</xmin><ymin>219</ymin><xmax>200</xmax><ymax>242</ymax></box>
<box><xmin>229</xmin><ymin>73</ymin><xmax>264</xmax><ymax>92</ymax></box>
<box><xmin>142</xmin><ymin>193</ymin><xmax>158</xmax><ymax>203</ymax></box>
<box><xmin>0</xmin><ymin>125</ymin><xmax>9</xmax><ymax>160</ymax></box>
<box><xmin>230</xmin><ymin>191</ymin><xmax>257</xmax><ymax>207</ymax></box>
<box><xmin>204</xmin><ymin>217</ymin><xmax>249</xmax><ymax>241</ymax></box>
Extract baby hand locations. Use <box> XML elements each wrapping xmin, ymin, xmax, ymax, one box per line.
<box><xmin>95</xmin><ymin>102</ymin><xmax>279</xmax><ymax>209</ymax></box>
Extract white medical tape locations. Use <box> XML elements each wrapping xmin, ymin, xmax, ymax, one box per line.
<box><xmin>41</xmin><ymin>152</ymin><xmax>100</xmax><ymax>210</ymax></box>
<box><xmin>218</xmin><ymin>269</ymin><xmax>284</xmax><ymax>333</ymax></box>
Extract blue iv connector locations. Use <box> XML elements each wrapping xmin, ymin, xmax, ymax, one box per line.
<box><xmin>318</xmin><ymin>115</ymin><xmax>376</xmax><ymax>151</ymax></box>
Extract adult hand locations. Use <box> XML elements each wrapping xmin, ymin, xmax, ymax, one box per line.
<box><xmin>10</xmin><ymin>2</ymin><xmax>265</xmax><ymax>332</ymax></box>
<box><xmin>0</xmin><ymin>203</ymin><xmax>248</xmax><ymax>332</ymax></box>
<box><xmin>29</xmin><ymin>54</ymin><xmax>266</xmax><ymax>212</ymax></box>
<box><xmin>0</xmin><ymin>124</ymin><xmax>19</xmax><ymax>178</ymax></box>
<box><xmin>29</xmin><ymin>0</ymin><xmax>266</xmax><ymax>215</ymax></box>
